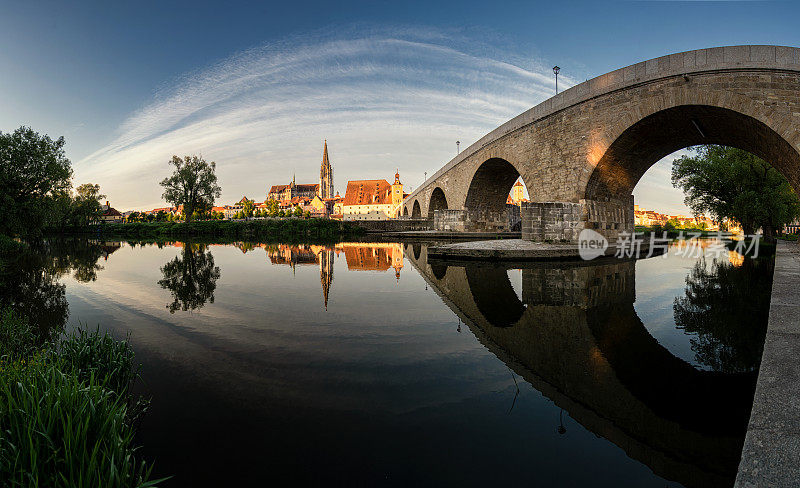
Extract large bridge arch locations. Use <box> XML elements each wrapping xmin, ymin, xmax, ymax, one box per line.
<box><xmin>405</xmin><ymin>45</ymin><xmax>800</xmax><ymax>241</ymax></box>
<box><xmin>584</xmin><ymin>105</ymin><xmax>800</xmax><ymax>202</ymax></box>
<box><xmin>463</xmin><ymin>158</ymin><xmax>521</xmax><ymax>213</ymax></box>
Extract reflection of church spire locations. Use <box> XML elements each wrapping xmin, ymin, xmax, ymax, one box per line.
<box><xmin>319</xmin><ymin>249</ymin><xmax>334</xmax><ymax>310</ymax></box>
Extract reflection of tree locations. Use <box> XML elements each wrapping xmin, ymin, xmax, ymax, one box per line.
<box><xmin>673</xmin><ymin>256</ymin><xmax>773</xmax><ymax>373</ymax></box>
<box><xmin>158</xmin><ymin>244</ymin><xmax>221</xmax><ymax>314</ymax></box>
<box><xmin>46</xmin><ymin>238</ymin><xmax>107</xmax><ymax>282</ymax></box>
<box><xmin>0</xmin><ymin>245</ymin><xmax>69</xmax><ymax>345</ymax></box>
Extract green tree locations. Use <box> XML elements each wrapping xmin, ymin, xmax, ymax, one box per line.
<box><xmin>73</xmin><ymin>183</ymin><xmax>106</xmax><ymax>226</ymax></box>
<box><xmin>266</xmin><ymin>199</ymin><xmax>279</xmax><ymax>217</ymax></box>
<box><xmin>159</xmin><ymin>155</ymin><xmax>222</xmax><ymax>223</ymax></box>
<box><xmin>44</xmin><ymin>189</ymin><xmax>77</xmax><ymax>232</ymax></box>
<box><xmin>293</xmin><ymin>206</ymin><xmax>304</xmax><ymax>217</ymax></box>
<box><xmin>672</xmin><ymin>145</ymin><xmax>800</xmax><ymax>241</ymax></box>
<box><xmin>242</xmin><ymin>199</ymin><xmax>255</xmax><ymax>218</ymax></box>
<box><xmin>0</xmin><ymin>127</ymin><xmax>73</xmax><ymax>236</ymax></box>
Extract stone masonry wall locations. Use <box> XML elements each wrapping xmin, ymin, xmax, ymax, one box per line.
<box><xmin>521</xmin><ymin>198</ymin><xmax>635</xmax><ymax>243</ymax></box>
<box><xmin>521</xmin><ymin>202</ymin><xmax>585</xmax><ymax>242</ymax></box>
<box><xmin>402</xmin><ymin>47</ymin><xmax>800</xmax><ymax>226</ymax></box>
<box><xmin>582</xmin><ymin>196</ymin><xmax>635</xmax><ymax>241</ymax></box>
<box><xmin>434</xmin><ymin>206</ymin><xmax>519</xmax><ymax>232</ymax></box>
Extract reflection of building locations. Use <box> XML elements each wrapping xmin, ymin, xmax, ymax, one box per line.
<box><xmin>336</xmin><ymin>242</ymin><xmax>404</xmax><ymax>280</ymax></box>
<box><xmin>266</xmin><ymin>243</ymin><xmax>404</xmax><ymax>308</ymax></box>
<box><xmin>93</xmin><ymin>241</ymin><xmax>122</xmax><ymax>260</ymax></box>
<box><xmin>267</xmin><ymin>245</ymin><xmax>321</xmax><ymax>269</ymax></box>
<box><xmin>319</xmin><ymin>249</ymin><xmax>334</xmax><ymax>309</ymax></box>
<box><xmin>341</xmin><ymin>172</ymin><xmax>405</xmax><ymax>221</ymax></box>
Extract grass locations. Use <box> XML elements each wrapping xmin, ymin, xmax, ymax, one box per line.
<box><xmin>0</xmin><ymin>308</ymin><xmax>165</xmax><ymax>487</ymax></box>
<box><xmin>52</xmin><ymin>218</ymin><xmax>364</xmax><ymax>240</ymax></box>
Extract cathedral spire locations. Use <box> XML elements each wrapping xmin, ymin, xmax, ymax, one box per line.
<box><xmin>319</xmin><ymin>139</ymin><xmax>334</xmax><ymax>199</ymax></box>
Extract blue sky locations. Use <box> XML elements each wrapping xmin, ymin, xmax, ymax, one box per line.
<box><xmin>2</xmin><ymin>1</ymin><xmax>800</xmax><ymax>212</ymax></box>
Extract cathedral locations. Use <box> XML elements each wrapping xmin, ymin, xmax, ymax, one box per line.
<box><xmin>267</xmin><ymin>141</ymin><xmax>335</xmax><ymax>201</ymax></box>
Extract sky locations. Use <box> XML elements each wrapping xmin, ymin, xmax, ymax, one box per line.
<box><xmin>3</xmin><ymin>1</ymin><xmax>800</xmax><ymax>213</ymax></box>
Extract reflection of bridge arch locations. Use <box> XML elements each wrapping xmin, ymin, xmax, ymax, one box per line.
<box><xmin>587</xmin><ymin>303</ymin><xmax>755</xmax><ymax>436</ymax></box>
<box><xmin>405</xmin><ymin>247</ymin><xmax>754</xmax><ymax>488</ymax></box>
<box><xmin>464</xmin><ymin>265</ymin><xmax>525</xmax><ymax>328</ymax></box>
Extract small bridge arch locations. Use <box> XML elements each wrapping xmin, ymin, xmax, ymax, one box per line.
<box><xmin>428</xmin><ymin>187</ymin><xmax>449</xmax><ymax>218</ymax></box>
<box><xmin>411</xmin><ymin>200</ymin><xmax>422</xmax><ymax>219</ymax></box>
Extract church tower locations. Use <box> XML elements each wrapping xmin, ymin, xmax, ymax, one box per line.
<box><xmin>391</xmin><ymin>170</ymin><xmax>403</xmax><ymax>206</ymax></box>
<box><xmin>319</xmin><ymin>140</ymin><xmax>334</xmax><ymax>199</ymax></box>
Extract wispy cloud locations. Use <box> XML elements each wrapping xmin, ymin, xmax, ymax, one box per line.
<box><xmin>76</xmin><ymin>29</ymin><xmax>576</xmax><ymax>210</ymax></box>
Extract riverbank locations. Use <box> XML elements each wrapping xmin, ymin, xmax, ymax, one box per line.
<box><xmin>50</xmin><ymin>218</ymin><xmax>364</xmax><ymax>240</ymax></box>
<box><xmin>0</xmin><ymin>311</ymin><xmax>164</xmax><ymax>486</ymax></box>
<box><xmin>735</xmin><ymin>240</ymin><xmax>800</xmax><ymax>487</ymax></box>
<box><xmin>0</xmin><ymin>236</ymin><xmax>165</xmax><ymax>486</ymax></box>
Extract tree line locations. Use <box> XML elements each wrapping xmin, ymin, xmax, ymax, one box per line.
<box><xmin>1</xmin><ymin>126</ymin><xmax>225</xmax><ymax>236</ymax></box>
<box><xmin>672</xmin><ymin>145</ymin><xmax>800</xmax><ymax>241</ymax></box>
<box><xmin>5</xmin><ymin>125</ymin><xmax>800</xmax><ymax>241</ymax></box>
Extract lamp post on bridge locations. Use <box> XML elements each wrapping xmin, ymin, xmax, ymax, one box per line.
<box><xmin>553</xmin><ymin>66</ymin><xmax>560</xmax><ymax>95</ymax></box>
<box><xmin>456</xmin><ymin>140</ymin><xmax>460</xmax><ymax>154</ymax></box>
<box><xmin>424</xmin><ymin>172</ymin><xmax>427</xmax><ymax>185</ymax></box>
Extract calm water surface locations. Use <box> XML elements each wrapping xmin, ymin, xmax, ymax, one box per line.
<box><xmin>4</xmin><ymin>238</ymin><xmax>773</xmax><ymax>487</ymax></box>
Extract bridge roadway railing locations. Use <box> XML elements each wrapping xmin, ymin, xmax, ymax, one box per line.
<box><xmin>735</xmin><ymin>240</ymin><xmax>800</xmax><ymax>487</ymax></box>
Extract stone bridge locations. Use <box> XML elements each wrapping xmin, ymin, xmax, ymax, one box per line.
<box><xmin>405</xmin><ymin>244</ymin><xmax>757</xmax><ymax>488</ymax></box>
<box><xmin>402</xmin><ymin>45</ymin><xmax>800</xmax><ymax>241</ymax></box>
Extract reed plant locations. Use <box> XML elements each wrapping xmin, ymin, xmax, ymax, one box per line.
<box><xmin>0</xmin><ymin>309</ymin><xmax>164</xmax><ymax>487</ymax></box>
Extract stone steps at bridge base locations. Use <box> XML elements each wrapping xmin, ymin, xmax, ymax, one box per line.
<box><xmin>427</xmin><ymin>238</ymin><xmax>652</xmax><ymax>261</ymax></box>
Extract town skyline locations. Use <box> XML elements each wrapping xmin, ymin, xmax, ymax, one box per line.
<box><xmin>6</xmin><ymin>3</ymin><xmax>800</xmax><ymax>214</ymax></box>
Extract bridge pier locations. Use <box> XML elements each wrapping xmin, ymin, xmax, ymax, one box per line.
<box><xmin>432</xmin><ymin>206</ymin><xmax>520</xmax><ymax>232</ymax></box>
<box><xmin>521</xmin><ymin>197</ymin><xmax>634</xmax><ymax>243</ymax></box>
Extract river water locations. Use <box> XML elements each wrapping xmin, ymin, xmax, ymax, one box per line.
<box><xmin>2</xmin><ymin>238</ymin><xmax>773</xmax><ymax>487</ymax></box>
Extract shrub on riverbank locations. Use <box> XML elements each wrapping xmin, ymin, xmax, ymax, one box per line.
<box><xmin>52</xmin><ymin>218</ymin><xmax>364</xmax><ymax>240</ymax></box>
<box><xmin>0</xmin><ymin>235</ymin><xmax>26</xmax><ymax>255</ymax></box>
<box><xmin>0</xmin><ymin>309</ymin><xmax>163</xmax><ymax>487</ymax></box>
<box><xmin>635</xmin><ymin>224</ymin><xmax>717</xmax><ymax>237</ymax></box>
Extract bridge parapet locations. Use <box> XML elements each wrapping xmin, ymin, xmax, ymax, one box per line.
<box><xmin>405</xmin><ymin>45</ymin><xmax>800</xmax><ymax>209</ymax></box>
